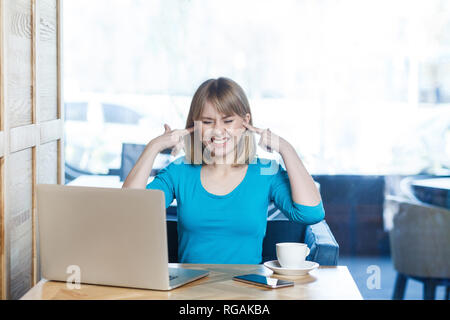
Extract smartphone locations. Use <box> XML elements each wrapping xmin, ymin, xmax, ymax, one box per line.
<box><xmin>233</xmin><ymin>274</ymin><xmax>294</xmax><ymax>289</ymax></box>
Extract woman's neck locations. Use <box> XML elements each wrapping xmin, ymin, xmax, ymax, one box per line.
<box><xmin>204</xmin><ymin>161</ymin><xmax>246</xmax><ymax>176</ymax></box>
<box><xmin>203</xmin><ymin>149</ymin><xmax>247</xmax><ymax>175</ymax></box>
<box><xmin>205</xmin><ymin>163</ymin><xmax>233</xmax><ymax>175</ymax></box>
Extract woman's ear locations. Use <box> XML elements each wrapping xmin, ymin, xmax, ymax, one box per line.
<box><xmin>243</xmin><ymin>113</ymin><xmax>251</xmax><ymax>126</ymax></box>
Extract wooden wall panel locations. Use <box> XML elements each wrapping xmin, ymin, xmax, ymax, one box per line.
<box><xmin>1</xmin><ymin>0</ymin><xmax>62</xmax><ymax>299</ymax></box>
<box><xmin>5</xmin><ymin>0</ymin><xmax>33</xmax><ymax>128</ymax></box>
<box><xmin>38</xmin><ymin>141</ymin><xmax>57</xmax><ymax>184</ymax></box>
<box><xmin>37</xmin><ymin>0</ymin><xmax>57</xmax><ymax>122</ymax></box>
<box><xmin>7</xmin><ymin>149</ymin><xmax>32</xmax><ymax>299</ymax></box>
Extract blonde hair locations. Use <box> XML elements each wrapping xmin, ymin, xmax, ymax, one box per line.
<box><xmin>183</xmin><ymin>77</ymin><xmax>257</xmax><ymax>167</ymax></box>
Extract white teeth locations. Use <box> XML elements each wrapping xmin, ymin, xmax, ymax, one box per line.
<box><xmin>212</xmin><ymin>138</ymin><xmax>229</xmax><ymax>144</ymax></box>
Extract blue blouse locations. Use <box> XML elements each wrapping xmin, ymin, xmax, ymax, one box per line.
<box><xmin>146</xmin><ymin>156</ymin><xmax>325</xmax><ymax>264</ymax></box>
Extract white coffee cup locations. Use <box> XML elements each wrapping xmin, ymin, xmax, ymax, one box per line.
<box><xmin>276</xmin><ymin>242</ymin><xmax>310</xmax><ymax>269</ymax></box>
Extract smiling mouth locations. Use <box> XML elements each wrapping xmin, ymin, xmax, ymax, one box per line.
<box><xmin>210</xmin><ymin>137</ymin><xmax>230</xmax><ymax>146</ymax></box>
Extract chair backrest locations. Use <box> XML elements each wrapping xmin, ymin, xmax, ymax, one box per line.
<box><xmin>120</xmin><ymin>143</ymin><xmax>171</xmax><ymax>182</ymax></box>
<box><xmin>313</xmin><ymin>175</ymin><xmax>386</xmax><ymax>256</ymax></box>
<box><xmin>262</xmin><ymin>220</ymin><xmax>306</xmax><ymax>262</ymax></box>
<box><xmin>120</xmin><ymin>143</ymin><xmax>147</xmax><ymax>182</ymax></box>
<box><xmin>387</xmin><ymin>196</ymin><xmax>450</xmax><ymax>278</ymax></box>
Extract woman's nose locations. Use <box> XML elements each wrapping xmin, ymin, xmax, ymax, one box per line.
<box><xmin>212</xmin><ymin>122</ymin><xmax>226</xmax><ymax>135</ymax></box>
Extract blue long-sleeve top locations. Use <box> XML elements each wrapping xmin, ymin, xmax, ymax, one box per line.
<box><xmin>146</xmin><ymin>155</ymin><xmax>325</xmax><ymax>264</ymax></box>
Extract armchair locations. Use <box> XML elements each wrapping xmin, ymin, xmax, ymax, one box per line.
<box><xmin>386</xmin><ymin>195</ymin><xmax>450</xmax><ymax>300</ymax></box>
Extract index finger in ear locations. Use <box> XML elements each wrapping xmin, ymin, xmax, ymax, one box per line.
<box><xmin>243</xmin><ymin>122</ymin><xmax>263</xmax><ymax>134</ymax></box>
<box><xmin>181</xmin><ymin>127</ymin><xmax>195</xmax><ymax>135</ymax></box>
<box><xmin>164</xmin><ymin>124</ymin><xmax>172</xmax><ymax>132</ymax></box>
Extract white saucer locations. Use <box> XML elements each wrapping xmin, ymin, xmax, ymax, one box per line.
<box><xmin>263</xmin><ymin>260</ymin><xmax>319</xmax><ymax>276</ymax></box>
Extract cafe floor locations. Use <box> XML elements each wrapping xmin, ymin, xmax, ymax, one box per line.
<box><xmin>338</xmin><ymin>256</ymin><xmax>448</xmax><ymax>300</ymax></box>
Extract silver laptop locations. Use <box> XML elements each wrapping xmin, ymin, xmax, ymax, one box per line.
<box><xmin>36</xmin><ymin>184</ymin><xmax>209</xmax><ymax>290</ymax></box>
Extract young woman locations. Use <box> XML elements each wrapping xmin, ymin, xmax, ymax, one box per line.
<box><xmin>122</xmin><ymin>77</ymin><xmax>324</xmax><ymax>264</ymax></box>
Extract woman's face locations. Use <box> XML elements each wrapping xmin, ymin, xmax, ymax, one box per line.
<box><xmin>199</xmin><ymin>102</ymin><xmax>250</xmax><ymax>161</ymax></box>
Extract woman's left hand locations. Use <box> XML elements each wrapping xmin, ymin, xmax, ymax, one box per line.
<box><xmin>242</xmin><ymin>122</ymin><xmax>285</xmax><ymax>153</ymax></box>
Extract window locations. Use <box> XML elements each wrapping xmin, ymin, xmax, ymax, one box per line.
<box><xmin>64</xmin><ymin>0</ymin><xmax>450</xmax><ymax>176</ymax></box>
<box><xmin>64</xmin><ymin>102</ymin><xmax>88</xmax><ymax>122</ymax></box>
<box><xmin>102</xmin><ymin>104</ymin><xmax>141</xmax><ymax>125</ymax></box>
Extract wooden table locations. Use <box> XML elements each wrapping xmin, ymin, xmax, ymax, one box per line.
<box><xmin>21</xmin><ymin>264</ymin><xmax>362</xmax><ymax>300</ymax></box>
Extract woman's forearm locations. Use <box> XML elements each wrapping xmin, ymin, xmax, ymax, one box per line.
<box><xmin>279</xmin><ymin>138</ymin><xmax>322</xmax><ymax>206</ymax></box>
<box><xmin>122</xmin><ymin>141</ymin><xmax>160</xmax><ymax>189</ymax></box>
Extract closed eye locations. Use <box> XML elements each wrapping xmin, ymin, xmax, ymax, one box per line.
<box><xmin>202</xmin><ymin>119</ymin><xmax>234</xmax><ymax>124</ymax></box>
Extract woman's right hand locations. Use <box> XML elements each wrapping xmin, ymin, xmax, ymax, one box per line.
<box><xmin>149</xmin><ymin>124</ymin><xmax>194</xmax><ymax>156</ymax></box>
